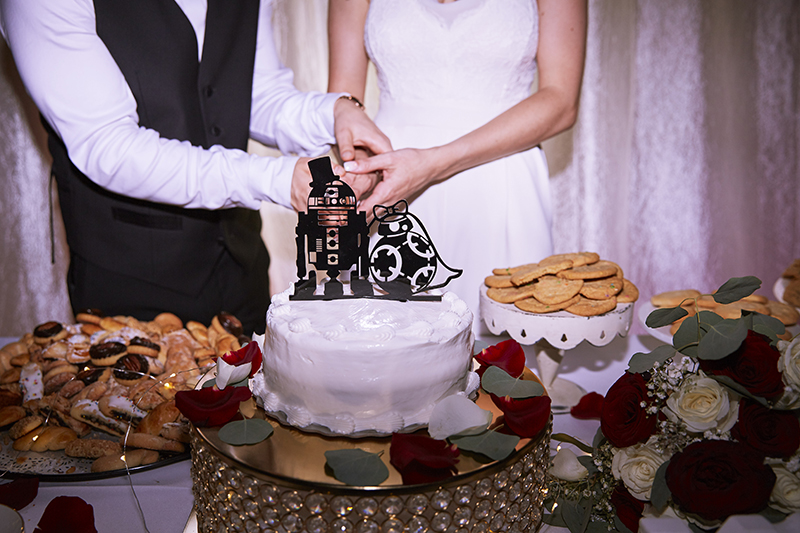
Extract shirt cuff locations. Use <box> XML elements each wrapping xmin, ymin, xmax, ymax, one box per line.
<box><xmin>248</xmin><ymin>154</ymin><xmax>298</xmax><ymax>210</ymax></box>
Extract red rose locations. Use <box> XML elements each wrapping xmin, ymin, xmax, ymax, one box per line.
<box><xmin>610</xmin><ymin>483</ymin><xmax>644</xmax><ymax>533</ymax></box>
<box><xmin>665</xmin><ymin>440</ymin><xmax>775</xmax><ymax>522</ymax></box>
<box><xmin>475</xmin><ymin>339</ymin><xmax>525</xmax><ymax>378</ymax></box>
<box><xmin>175</xmin><ymin>386</ymin><xmax>251</xmax><ymax>427</ymax></box>
<box><xmin>390</xmin><ymin>432</ymin><xmax>460</xmax><ymax>485</ymax></box>
<box><xmin>600</xmin><ymin>373</ymin><xmax>657</xmax><ymax>448</ymax></box>
<box><xmin>731</xmin><ymin>398</ymin><xmax>800</xmax><ymax>458</ymax></box>
<box><xmin>698</xmin><ymin>330</ymin><xmax>784</xmax><ymax>400</ymax></box>
<box><xmin>34</xmin><ymin>496</ymin><xmax>97</xmax><ymax>533</ymax></box>
<box><xmin>490</xmin><ymin>394</ymin><xmax>552</xmax><ymax>438</ymax></box>
<box><xmin>570</xmin><ymin>391</ymin><xmax>604</xmax><ymax>420</ymax></box>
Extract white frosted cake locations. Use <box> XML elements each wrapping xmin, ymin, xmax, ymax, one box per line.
<box><xmin>251</xmin><ymin>285</ymin><xmax>478</xmax><ymax>435</ymax></box>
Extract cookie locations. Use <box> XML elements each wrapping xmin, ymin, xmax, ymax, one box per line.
<box><xmin>558</xmin><ymin>261</ymin><xmax>619</xmax><ymax>281</ymax></box>
<box><xmin>511</xmin><ymin>260</ymin><xmax>574</xmax><ymax>286</ymax></box>
<box><xmin>91</xmin><ymin>448</ymin><xmax>159</xmax><ymax>473</ymax></box>
<box><xmin>123</xmin><ymin>432</ymin><xmax>185</xmax><ymax>453</ymax></box>
<box><xmin>8</xmin><ymin>414</ymin><xmax>43</xmax><ymax>440</ymax></box>
<box><xmin>515</xmin><ymin>294</ymin><xmax>581</xmax><ymax>314</ymax></box>
<box><xmin>30</xmin><ymin>426</ymin><xmax>78</xmax><ymax>452</ymax></box>
<box><xmin>65</xmin><ymin>438</ymin><xmax>122</xmax><ymax>459</ymax></box>
<box><xmin>696</xmin><ymin>294</ymin><xmax>719</xmax><ymax>308</ymax></box>
<box><xmin>713</xmin><ymin>300</ymin><xmax>770</xmax><ymax>319</ymax></box>
<box><xmin>487</xmin><ymin>283</ymin><xmax>538</xmax><ymax>304</ymax></box>
<box><xmin>767</xmin><ymin>300</ymin><xmax>800</xmax><ymax>326</ymax></box>
<box><xmin>539</xmin><ymin>252</ymin><xmax>599</xmax><ymax>268</ymax></box>
<box><xmin>616</xmin><ymin>279</ymin><xmax>640</xmax><ymax>304</ymax></box>
<box><xmin>783</xmin><ymin>259</ymin><xmax>800</xmax><ymax>279</ymax></box>
<box><xmin>533</xmin><ymin>276</ymin><xmax>584</xmax><ymax>305</ymax></box>
<box><xmin>784</xmin><ymin>278</ymin><xmax>800</xmax><ymax>308</ymax></box>
<box><xmin>492</xmin><ymin>263</ymin><xmax>537</xmax><ymax>276</ymax></box>
<box><xmin>580</xmin><ymin>276</ymin><xmax>623</xmax><ymax>300</ymax></box>
<box><xmin>484</xmin><ymin>275</ymin><xmax>514</xmax><ymax>288</ymax></box>
<box><xmin>0</xmin><ymin>405</ymin><xmax>27</xmax><ymax>428</ymax></box>
<box><xmin>565</xmin><ymin>296</ymin><xmax>617</xmax><ymax>317</ymax></box>
<box><xmin>650</xmin><ymin>289</ymin><xmax>701</xmax><ymax>308</ymax></box>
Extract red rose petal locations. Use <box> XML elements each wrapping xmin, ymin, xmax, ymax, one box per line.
<box><xmin>475</xmin><ymin>339</ymin><xmax>526</xmax><ymax>378</ymax></box>
<box><xmin>175</xmin><ymin>386</ymin><xmax>252</xmax><ymax>427</ymax></box>
<box><xmin>0</xmin><ymin>477</ymin><xmax>39</xmax><ymax>510</ymax></box>
<box><xmin>34</xmin><ymin>496</ymin><xmax>97</xmax><ymax>533</ymax></box>
<box><xmin>570</xmin><ymin>392</ymin><xmax>604</xmax><ymax>420</ymax></box>
<box><xmin>390</xmin><ymin>433</ymin><xmax>459</xmax><ymax>484</ymax></box>
<box><xmin>610</xmin><ymin>483</ymin><xmax>644</xmax><ymax>533</ymax></box>
<box><xmin>491</xmin><ymin>394</ymin><xmax>552</xmax><ymax>438</ymax></box>
<box><xmin>221</xmin><ymin>341</ymin><xmax>263</xmax><ymax>377</ymax></box>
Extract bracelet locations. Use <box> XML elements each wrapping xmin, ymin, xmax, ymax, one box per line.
<box><xmin>338</xmin><ymin>94</ymin><xmax>365</xmax><ymax>110</ymax></box>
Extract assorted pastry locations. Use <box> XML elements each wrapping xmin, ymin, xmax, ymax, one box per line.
<box><xmin>0</xmin><ymin>310</ymin><xmax>247</xmax><ymax>473</ymax></box>
<box><xmin>781</xmin><ymin>258</ymin><xmax>800</xmax><ymax>308</ymax></box>
<box><xmin>486</xmin><ymin>252</ymin><xmax>639</xmax><ymax>316</ymax></box>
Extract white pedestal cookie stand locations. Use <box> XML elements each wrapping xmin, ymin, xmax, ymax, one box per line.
<box><xmin>479</xmin><ymin>285</ymin><xmax>634</xmax><ymax>410</ymax></box>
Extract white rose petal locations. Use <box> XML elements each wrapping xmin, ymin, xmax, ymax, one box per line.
<box><xmin>663</xmin><ymin>373</ymin><xmax>738</xmax><ymax>433</ymax></box>
<box><xmin>216</xmin><ymin>358</ymin><xmax>252</xmax><ymax>390</ymax></box>
<box><xmin>549</xmin><ymin>448</ymin><xmax>589</xmax><ymax>482</ymax></box>
<box><xmin>611</xmin><ymin>439</ymin><xmax>671</xmax><ymax>501</ymax></box>
<box><xmin>770</xmin><ymin>465</ymin><xmax>800</xmax><ymax>514</ymax></box>
<box><xmin>428</xmin><ymin>395</ymin><xmax>492</xmax><ymax>440</ymax></box>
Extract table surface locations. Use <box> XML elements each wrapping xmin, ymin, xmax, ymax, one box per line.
<box><xmin>3</xmin><ymin>329</ymin><xmax>789</xmax><ymax>533</ymax></box>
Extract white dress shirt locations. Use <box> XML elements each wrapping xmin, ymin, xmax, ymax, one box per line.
<box><xmin>0</xmin><ymin>0</ymin><xmax>340</xmax><ymax>210</ymax></box>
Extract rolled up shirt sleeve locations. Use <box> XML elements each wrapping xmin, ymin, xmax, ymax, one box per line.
<box><xmin>0</xmin><ymin>0</ymin><xmax>335</xmax><ymax>211</ymax></box>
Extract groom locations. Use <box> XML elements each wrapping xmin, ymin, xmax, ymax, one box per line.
<box><xmin>0</xmin><ymin>0</ymin><xmax>389</xmax><ymax>334</ymax></box>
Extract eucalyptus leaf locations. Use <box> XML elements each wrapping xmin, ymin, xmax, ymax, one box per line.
<box><xmin>759</xmin><ymin>506</ymin><xmax>789</xmax><ymax>524</ymax></box>
<box><xmin>218</xmin><ymin>418</ymin><xmax>274</xmax><ymax>446</ymax></box>
<box><xmin>713</xmin><ymin>276</ymin><xmax>762</xmax><ymax>304</ymax></box>
<box><xmin>561</xmin><ymin>497</ymin><xmax>591</xmax><ymax>533</ymax></box>
<box><xmin>627</xmin><ymin>345</ymin><xmax>677</xmax><ymax>374</ymax></box>
<box><xmin>552</xmin><ymin>432</ymin><xmax>594</xmax><ymax>455</ymax></box>
<box><xmin>542</xmin><ymin>512</ymin><xmax>567</xmax><ymax>528</ymax></box>
<box><xmin>751</xmin><ymin>312</ymin><xmax>786</xmax><ymax>337</ymax></box>
<box><xmin>650</xmin><ymin>460</ymin><xmax>671</xmax><ymax>512</ymax></box>
<box><xmin>592</xmin><ymin>427</ymin><xmax>606</xmax><ymax>449</ymax></box>
<box><xmin>201</xmin><ymin>378</ymin><xmax>217</xmax><ymax>389</ymax></box>
<box><xmin>646</xmin><ymin>306</ymin><xmax>688</xmax><ymax>329</ymax></box>
<box><xmin>481</xmin><ymin>365</ymin><xmax>544</xmax><ymax>398</ymax></box>
<box><xmin>577</xmin><ymin>455</ymin><xmax>598</xmax><ymax>476</ymax></box>
<box><xmin>450</xmin><ymin>429</ymin><xmax>520</xmax><ymax>461</ymax></box>
<box><xmin>672</xmin><ymin>314</ymin><xmax>700</xmax><ymax>357</ymax></box>
<box><xmin>586</xmin><ymin>521</ymin><xmax>612</xmax><ymax>533</ymax></box>
<box><xmin>614</xmin><ymin>514</ymin><xmax>635</xmax><ymax>533</ymax></box>
<box><xmin>697</xmin><ymin>318</ymin><xmax>748</xmax><ymax>360</ymax></box>
<box><xmin>324</xmin><ymin>449</ymin><xmax>389</xmax><ymax>486</ymax></box>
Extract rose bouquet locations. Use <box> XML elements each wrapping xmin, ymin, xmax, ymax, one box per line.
<box><xmin>545</xmin><ymin>276</ymin><xmax>800</xmax><ymax>532</ymax></box>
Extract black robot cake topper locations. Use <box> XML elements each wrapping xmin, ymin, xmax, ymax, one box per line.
<box><xmin>292</xmin><ymin>156</ymin><xmax>462</xmax><ymax>301</ymax></box>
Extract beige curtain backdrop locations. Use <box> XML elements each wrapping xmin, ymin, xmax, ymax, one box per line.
<box><xmin>1</xmin><ymin>0</ymin><xmax>798</xmax><ymax>337</ymax></box>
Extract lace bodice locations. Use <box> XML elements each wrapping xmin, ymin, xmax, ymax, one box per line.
<box><xmin>365</xmin><ymin>0</ymin><xmax>539</xmax><ymax>112</ymax></box>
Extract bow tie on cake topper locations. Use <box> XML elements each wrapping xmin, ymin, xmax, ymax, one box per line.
<box><xmin>292</xmin><ymin>156</ymin><xmax>461</xmax><ymax>301</ymax></box>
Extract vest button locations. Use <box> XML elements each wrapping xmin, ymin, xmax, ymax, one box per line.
<box><xmin>210</xmin><ymin>126</ymin><xmax>222</xmax><ymax>137</ymax></box>
<box><xmin>204</xmin><ymin>86</ymin><xmax>214</xmax><ymax>97</ymax></box>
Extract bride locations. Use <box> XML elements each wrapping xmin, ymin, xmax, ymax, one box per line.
<box><xmin>328</xmin><ymin>0</ymin><xmax>587</xmax><ymax>322</ymax></box>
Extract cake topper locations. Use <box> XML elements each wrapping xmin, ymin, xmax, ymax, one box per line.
<box><xmin>292</xmin><ymin>157</ymin><xmax>462</xmax><ymax>301</ymax></box>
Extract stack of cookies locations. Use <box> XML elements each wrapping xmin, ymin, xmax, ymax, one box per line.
<box><xmin>0</xmin><ymin>310</ymin><xmax>248</xmax><ymax>473</ymax></box>
<box><xmin>782</xmin><ymin>259</ymin><xmax>800</xmax><ymax>309</ymax></box>
<box><xmin>486</xmin><ymin>252</ymin><xmax>639</xmax><ymax>317</ymax></box>
<box><xmin>650</xmin><ymin>288</ymin><xmax>799</xmax><ymax>337</ymax></box>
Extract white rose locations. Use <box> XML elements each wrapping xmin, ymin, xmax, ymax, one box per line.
<box><xmin>776</xmin><ymin>337</ymin><xmax>800</xmax><ymax>409</ymax></box>
<box><xmin>770</xmin><ymin>465</ymin><xmax>800</xmax><ymax>514</ymax></box>
<box><xmin>611</xmin><ymin>439</ymin><xmax>671</xmax><ymax>500</ymax></box>
<box><xmin>548</xmin><ymin>448</ymin><xmax>589</xmax><ymax>482</ymax></box>
<box><xmin>663</xmin><ymin>372</ymin><xmax>738</xmax><ymax>433</ymax></box>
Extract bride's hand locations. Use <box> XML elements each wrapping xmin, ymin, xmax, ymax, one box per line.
<box><xmin>344</xmin><ymin>148</ymin><xmax>441</xmax><ymax>221</ymax></box>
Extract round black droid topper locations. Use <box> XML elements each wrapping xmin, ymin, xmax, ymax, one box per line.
<box><xmin>370</xmin><ymin>200</ymin><xmax>462</xmax><ymax>296</ymax></box>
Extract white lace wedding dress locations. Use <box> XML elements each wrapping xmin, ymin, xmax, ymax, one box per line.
<box><xmin>365</xmin><ymin>0</ymin><xmax>553</xmax><ymax>324</ymax></box>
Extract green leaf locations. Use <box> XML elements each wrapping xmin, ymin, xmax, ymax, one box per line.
<box><xmin>577</xmin><ymin>455</ymin><xmax>598</xmax><ymax>476</ymax></box>
<box><xmin>646</xmin><ymin>306</ymin><xmax>688</xmax><ymax>329</ymax></box>
<box><xmin>672</xmin><ymin>314</ymin><xmax>700</xmax><ymax>357</ymax></box>
<box><xmin>450</xmin><ymin>429</ymin><xmax>519</xmax><ymax>461</ymax></box>
<box><xmin>324</xmin><ymin>449</ymin><xmax>389</xmax><ymax>486</ymax></box>
<box><xmin>587</xmin><ymin>522</ymin><xmax>613</xmax><ymax>533</ymax></box>
<box><xmin>759</xmin><ymin>506</ymin><xmax>789</xmax><ymax>524</ymax></box>
<box><xmin>650</xmin><ymin>460</ymin><xmax>671</xmax><ymax>512</ymax></box>
<box><xmin>713</xmin><ymin>276</ymin><xmax>762</xmax><ymax>304</ymax></box>
<box><xmin>751</xmin><ymin>312</ymin><xmax>786</xmax><ymax>338</ymax></box>
<box><xmin>627</xmin><ymin>345</ymin><xmax>677</xmax><ymax>374</ymax></box>
<box><xmin>552</xmin><ymin>433</ymin><xmax>594</xmax><ymax>455</ymax></box>
<box><xmin>613</xmin><ymin>514</ymin><xmax>635</xmax><ymax>533</ymax></box>
<box><xmin>561</xmin><ymin>497</ymin><xmax>591</xmax><ymax>533</ymax></box>
<box><xmin>201</xmin><ymin>378</ymin><xmax>216</xmax><ymax>388</ymax></box>
<box><xmin>697</xmin><ymin>318</ymin><xmax>748</xmax><ymax>360</ymax></box>
<box><xmin>218</xmin><ymin>418</ymin><xmax>274</xmax><ymax>446</ymax></box>
<box><xmin>592</xmin><ymin>427</ymin><xmax>606</xmax><ymax>449</ymax></box>
<box><xmin>480</xmin><ymin>365</ymin><xmax>544</xmax><ymax>398</ymax></box>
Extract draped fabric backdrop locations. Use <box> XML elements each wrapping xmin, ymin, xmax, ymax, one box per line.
<box><xmin>1</xmin><ymin>0</ymin><xmax>798</xmax><ymax>337</ymax></box>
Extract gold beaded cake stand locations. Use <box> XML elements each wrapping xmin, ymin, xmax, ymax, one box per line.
<box><xmin>479</xmin><ymin>285</ymin><xmax>634</xmax><ymax>410</ymax></box>
<box><xmin>190</xmin><ymin>391</ymin><xmax>551</xmax><ymax>533</ymax></box>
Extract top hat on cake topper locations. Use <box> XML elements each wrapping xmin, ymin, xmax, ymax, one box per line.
<box><xmin>292</xmin><ymin>156</ymin><xmax>461</xmax><ymax>301</ymax></box>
